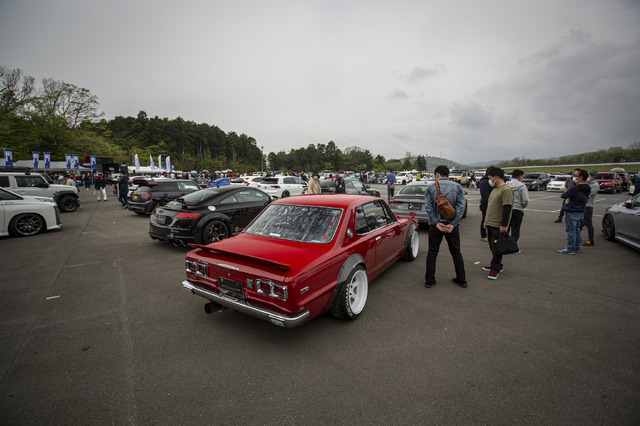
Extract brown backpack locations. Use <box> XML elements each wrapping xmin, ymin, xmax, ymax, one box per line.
<box><xmin>435</xmin><ymin>179</ymin><xmax>457</xmax><ymax>221</ymax></box>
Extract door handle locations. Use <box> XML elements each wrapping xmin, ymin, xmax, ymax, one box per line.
<box><xmin>376</xmin><ymin>236</ymin><xmax>381</xmax><ymax>241</ymax></box>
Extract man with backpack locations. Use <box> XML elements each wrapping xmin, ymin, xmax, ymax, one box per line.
<box><xmin>424</xmin><ymin>165</ymin><xmax>467</xmax><ymax>288</ymax></box>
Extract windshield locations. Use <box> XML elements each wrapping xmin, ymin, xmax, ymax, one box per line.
<box><xmin>40</xmin><ymin>174</ymin><xmax>53</xmax><ymax>184</ymax></box>
<box><xmin>245</xmin><ymin>204</ymin><xmax>343</xmax><ymax>243</ymax></box>
<box><xmin>597</xmin><ymin>173</ymin><xmax>614</xmax><ymax>179</ymax></box>
<box><xmin>523</xmin><ymin>173</ymin><xmax>540</xmax><ymax>179</ymax></box>
<box><xmin>553</xmin><ymin>176</ymin><xmax>569</xmax><ymax>181</ymax></box>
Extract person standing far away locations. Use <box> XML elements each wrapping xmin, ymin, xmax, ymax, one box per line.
<box><xmin>96</xmin><ymin>173</ymin><xmax>107</xmax><ymax>201</ymax></box>
<box><xmin>583</xmin><ymin>169</ymin><xmax>599</xmax><ymax>246</ymax></box>
<box><xmin>117</xmin><ymin>171</ymin><xmax>130</xmax><ymax>208</ymax></box>
<box><xmin>557</xmin><ymin>169</ymin><xmax>591</xmax><ymax>254</ymax></box>
<box><xmin>306</xmin><ymin>172</ymin><xmax>322</xmax><ymax>194</ymax></box>
<box><xmin>632</xmin><ymin>173</ymin><xmax>640</xmax><ymax>196</ymax></box>
<box><xmin>478</xmin><ymin>167</ymin><xmax>495</xmax><ymax>242</ymax></box>
<box><xmin>555</xmin><ymin>168</ymin><xmax>581</xmax><ymax>223</ymax></box>
<box><xmin>507</xmin><ymin>169</ymin><xmax>529</xmax><ymax>249</ymax></box>
<box><xmin>386</xmin><ymin>169</ymin><xmax>396</xmax><ymax>202</ymax></box>
<box><xmin>423</xmin><ymin>165</ymin><xmax>467</xmax><ymax>288</ymax></box>
<box><xmin>482</xmin><ymin>168</ymin><xmax>513</xmax><ymax>280</ymax></box>
<box><xmin>335</xmin><ymin>171</ymin><xmax>346</xmax><ymax>194</ymax></box>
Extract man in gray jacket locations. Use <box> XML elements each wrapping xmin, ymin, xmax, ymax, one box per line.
<box><xmin>583</xmin><ymin>169</ymin><xmax>599</xmax><ymax>246</ymax></box>
<box><xmin>507</xmin><ymin>169</ymin><xmax>529</xmax><ymax>246</ymax></box>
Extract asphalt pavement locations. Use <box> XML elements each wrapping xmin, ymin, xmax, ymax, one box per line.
<box><xmin>1</xmin><ymin>184</ymin><xmax>639</xmax><ymax>425</ymax></box>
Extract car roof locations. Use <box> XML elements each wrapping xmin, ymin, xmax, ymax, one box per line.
<box><xmin>273</xmin><ymin>194</ymin><xmax>380</xmax><ymax>209</ymax></box>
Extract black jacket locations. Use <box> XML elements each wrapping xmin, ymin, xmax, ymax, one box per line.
<box><xmin>561</xmin><ymin>183</ymin><xmax>590</xmax><ymax>212</ymax></box>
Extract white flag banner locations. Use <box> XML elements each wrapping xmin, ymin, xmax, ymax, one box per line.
<box><xmin>158</xmin><ymin>155</ymin><xmax>163</xmax><ymax>171</ymax></box>
<box><xmin>150</xmin><ymin>155</ymin><xmax>155</xmax><ymax>171</ymax></box>
<box><xmin>134</xmin><ymin>154</ymin><xmax>140</xmax><ymax>172</ymax></box>
<box><xmin>165</xmin><ymin>156</ymin><xmax>171</xmax><ymax>172</ymax></box>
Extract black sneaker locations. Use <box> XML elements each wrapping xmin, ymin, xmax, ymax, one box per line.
<box><xmin>424</xmin><ymin>280</ymin><xmax>436</xmax><ymax>288</ymax></box>
<box><xmin>554</xmin><ymin>218</ymin><xmax>562</xmax><ymax>223</ymax></box>
<box><xmin>452</xmin><ymin>278</ymin><xmax>468</xmax><ymax>288</ymax></box>
<box><xmin>482</xmin><ymin>266</ymin><xmax>503</xmax><ymax>273</ymax></box>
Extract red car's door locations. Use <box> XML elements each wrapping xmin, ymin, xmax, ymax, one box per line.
<box><xmin>359</xmin><ymin>201</ymin><xmax>404</xmax><ymax>276</ymax></box>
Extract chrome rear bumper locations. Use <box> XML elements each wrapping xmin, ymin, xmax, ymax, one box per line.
<box><xmin>182</xmin><ymin>280</ymin><xmax>309</xmax><ymax>328</ymax></box>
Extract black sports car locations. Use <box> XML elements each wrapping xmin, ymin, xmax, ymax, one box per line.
<box><xmin>149</xmin><ymin>186</ymin><xmax>272</xmax><ymax>246</ymax></box>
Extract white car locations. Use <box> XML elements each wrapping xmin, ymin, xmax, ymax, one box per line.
<box><xmin>0</xmin><ymin>187</ymin><xmax>61</xmax><ymax>237</ymax></box>
<box><xmin>257</xmin><ymin>176</ymin><xmax>307</xmax><ymax>198</ymax></box>
<box><xmin>546</xmin><ymin>175</ymin><xmax>571</xmax><ymax>192</ymax></box>
<box><xmin>239</xmin><ymin>176</ymin><xmax>266</xmax><ymax>187</ymax></box>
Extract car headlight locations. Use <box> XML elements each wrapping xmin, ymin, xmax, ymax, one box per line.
<box><xmin>256</xmin><ymin>279</ymin><xmax>288</xmax><ymax>301</ymax></box>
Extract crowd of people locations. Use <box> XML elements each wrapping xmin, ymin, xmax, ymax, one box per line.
<box><xmin>422</xmin><ymin>164</ymin><xmax>619</xmax><ymax>287</ymax></box>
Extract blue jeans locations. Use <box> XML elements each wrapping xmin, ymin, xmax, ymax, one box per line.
<box><xmin>565</xmin><ymin>211</ymin><xmax>584</xmax><ymax>252</ymax></box>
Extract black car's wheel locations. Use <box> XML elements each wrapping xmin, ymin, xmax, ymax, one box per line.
<box><xmin>281</xmin><ymin>190</ymin><xmax>290</xmax><ymax>198</ymax></box>
<box><xmin>462</xmin><ymin>201</ymin><xmax>468</xmax><ymax>218</ymax></box>
<box><xmin>403</xmin><ymin>227</ymin><xmax>419</xmax><ymax>261</ymax></box>
<box><xmin>602</xmin><ymin>215</ymin><xmax>616</xmax><ymax>241</ymax></box>
<box><xmin>331</xmin><ymin>265</ymin><xmax>368</xmax><ymax>320</ymax></box>
<box><xmin>58</xmin><ymin>194</ymin><xmax>78</xmax><ymax>212</ymax></box>
<box><xmin>202</xmin><ymin>220</ymin><xmax>230</xmax><ymax>244</ymax></box>
<box><xmin>9</xmin><ymin>213</ymin><xmax>45</xmax><ymax>237</ymax></box>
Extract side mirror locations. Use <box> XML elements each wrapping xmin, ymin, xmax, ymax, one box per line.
<box><xmin>624</xmin><ymin>201</ymin><xmax>633</xmax><ymax>208</ymax></box>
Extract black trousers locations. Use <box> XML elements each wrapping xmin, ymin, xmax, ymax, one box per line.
<box><xmin>425</xmin><ymin>224</ymin><xmax>466</xmax><ymax>283</ymax></box>
<box><xmin>584</xmin><ymin>206</ymin><xmax>594</xmax><ymax>241</ymax></box>
<box><xmin>479</xmin><ymin>203</ymin><xmax>488</xmax><ymax>238</ymax></box>
<box><xmin>509</xmin><ymin>209</ymin><xmax>524</xmax><ymax>244</ymax></box>
<box><xmin>487</xmin><ymin>226</ymin><xmax>504</xmax><ymax>272</ymax></box>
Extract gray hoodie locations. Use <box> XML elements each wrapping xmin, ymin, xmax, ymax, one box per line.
<box><xmin>507</xmin><ymin>179</ymin><xmax>529</xmax><ymax>211</ymax></box>
<box><xmin>586</xmin><ymin>179</ymin><xmax>599</xmax><ymax>207</ymax></box>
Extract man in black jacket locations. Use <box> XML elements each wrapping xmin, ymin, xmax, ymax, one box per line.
<box><xmin>117</xmin><ymin>173</ymin><xmax>130</xmax><ymax>208</ymax></box>
<box><xmin>478</xmin><ymin>167</ymin><xmax>495</xmax><ymax>241</ymax></box>
<box><xmin>557</xmin><ymin>169</ymin><xmax>591</xmax><ymax>254</ymax></box>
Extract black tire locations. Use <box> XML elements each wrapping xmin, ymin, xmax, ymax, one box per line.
<box><xmin>134</xmin><ymin>211</ymin><xmax>146</xmax><ymax>215</ymax></box>
<box><xmin>602</xmin><ymin>215</ymin><xmax>615</xmax><ymax>241</ymax></box>
<box><xmin>462</xmin><ymin>201</ymin><xmax>468</xmax><ymax>218</ymax></box>
<box><xmin>58</xmin><ymin>194</ymin><xmax>78</xmax><ymax>212</ymax></box>
<box><xmin>9</xmin><ymin>213</ymin><xmax>45</xmax><ymax>237</ymax></box>
<box><xmin>202</xmin><ymin>220</ymin><xmax>230</xmax><ymax>244</ymax></box>
<box><xmin>403</xmin><ymin>227</ymin><xmax>419</xmax><ymax>261</ymax></box>
<box><xmin>281</xmin><ymin>190</ymin><xmax>290</xmax><ymax>198</ymax></box>
<box><xmin>330</xmin><ymin>265</ymin><xmax>368</xmax><ymax>320</ymax></box>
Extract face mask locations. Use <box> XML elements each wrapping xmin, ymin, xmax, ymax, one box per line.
<box><xmin>489</xmin><ymin>178</ymin><xmax>495</xmax><ymax>187</ymax></box>
<box><xmin>572</xmin><ymin>177</ymin><xmax>577</xmax><ymax>183</ymax></box>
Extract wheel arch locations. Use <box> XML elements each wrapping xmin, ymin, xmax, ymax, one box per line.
<box><xmin>194</xmin><ymin>213</ymin><xmax>233</xmax><ymax>244</ymax></box>
<box><xmin>324</xmin><ymin>254</ymin><xmax>366</xmax><ymax>314</ymax></box>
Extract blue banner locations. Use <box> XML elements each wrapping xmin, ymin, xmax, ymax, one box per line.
<box><xmin>90</xmin><ymin>155</ymin><xmax>97</xmax><ymax>170</ymax></box>
<box><xmin>44</xmin><ymin>152</ymin><xmax>51</xmax><ymax>169</ymax></box>
<box><xmin>4</xmin><ymin>149</ymin><xmax>13</xmax><ymax>166</ymax></box>
<box><xmin>33</xmin><ymin>151</ymin><xmax>39</xmax><ymax>169</ymax></box>
<box><xmin>65</xmin><ymin>154</ymin><xmax>71</xmax><ymax>169</ymax></box>
<box><xmin>73</xmin><ymin>154</ymin><xmax>79</xmax><ymax>169</ymax></box>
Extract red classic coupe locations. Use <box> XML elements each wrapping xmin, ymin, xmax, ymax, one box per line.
<box><xmin>182</xmin><ymin>194</ymin><xmax>420</xmax><ymax>327</ymax></box>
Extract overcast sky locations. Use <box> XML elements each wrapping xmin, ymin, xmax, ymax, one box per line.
<box><xmin>1</xmin><ymin>0</ymin><xmax>639</xmax><ymax>164</ymax></box>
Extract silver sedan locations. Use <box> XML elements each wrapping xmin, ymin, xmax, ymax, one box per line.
<box><xmin>602</xmin><ymin>193</ymin><xmax>640</xmax><ymax>251</ymax></box>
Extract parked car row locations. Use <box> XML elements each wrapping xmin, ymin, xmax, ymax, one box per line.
<box><xmin>0</xmin><ymin>187</ymin><xmax>61</xmax><ymax>237</ymax></box>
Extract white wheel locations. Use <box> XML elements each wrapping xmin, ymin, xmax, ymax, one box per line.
<box><xmin>331</xmin><ymin>265</ymin><xmax>368</xmax><ymax>320</ymax></box>
<box><xmin>403</xmin><ymin>227</ymin><xmax>419</xmax><ymax>261</ymax></box>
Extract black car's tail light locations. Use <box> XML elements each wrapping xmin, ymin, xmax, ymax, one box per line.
<box><xmin>176</xmin><ymin>212</ymin><xmax>202</xmax><ymax>219</ymax></box>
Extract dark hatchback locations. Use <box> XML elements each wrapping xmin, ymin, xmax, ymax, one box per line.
<box><xmin>128</xmin><ymin>179</ymin><xmax>201</xmax><ymax>214</ymax></box>
<box><xmin>149</xmin><ymin>186</ymin><xmax>272</xmax><ymax>246</ymax></box>
<box><xmin>320</xmin><ymin>178</ymin><xmax>381</xmax><ymax>197</ymax></box>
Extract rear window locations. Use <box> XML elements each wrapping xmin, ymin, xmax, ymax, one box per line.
<box><xmin>262</xmin><ymin>178</ymin><xmax>279</xmax><ymax>185</ymax></box>
<box><xmin>245</xmin><ymin>204</ymin><xmax>343</xmax><ymax>243</ymax></box>
<box><xmin>0</xmin><ymin>176</ymin><xmax>9</xmax><ymax>187</ymax></box>
<box><xmin>398</xmin><ymin>184</ymin><xmax>428</xmax><ymax>195</ymax></box>
<box><xmin>597</xmin><ymin>173</ymin><xmax>614</xmax><ymax>179</ymax></box>
<box><xmin>523</xmin><ymin>173</ymin><xmax>540</xmax><ymax>179</ymax></box>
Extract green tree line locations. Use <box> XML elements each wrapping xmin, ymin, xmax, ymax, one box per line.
<box><xmin>0</xmin><ymin>66</ymin><xmax>450</xmax><ymax>173</ymax></box>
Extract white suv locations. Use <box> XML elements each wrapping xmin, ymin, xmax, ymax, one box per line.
<box><xmin>258</xmin><ymin>176</ymin><xmax>307</xmax><ymax>198</ymax></box>
<box><xmin>0</xmin><ymin>172</ymin><xmax>80</xmax><ymax>212</ymax></box>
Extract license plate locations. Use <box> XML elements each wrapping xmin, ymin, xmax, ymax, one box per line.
<box><xmin>409</xmin><ymin>203</ymin><xmax>422</xmax><ymax>210</ymax></box>
<box><xmin>219</xmin><ymin>277</ymin><xmax>244</xmax><ymax>300</ymax></box>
